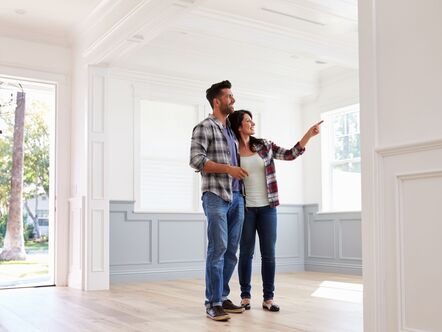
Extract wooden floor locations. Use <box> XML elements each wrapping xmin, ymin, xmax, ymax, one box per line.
<box><xmin>0</xmin><ymin>272</ymin><xmax>363</xmax><ymax>332</ymax></box>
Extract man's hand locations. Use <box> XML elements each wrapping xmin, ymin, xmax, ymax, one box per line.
<box><xmin>228</xmin><ymin>166</ymin><xmax>249</xmax><ymax>180</ymax></box>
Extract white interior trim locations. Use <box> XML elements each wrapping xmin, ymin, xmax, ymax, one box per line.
<box><xmin>0</xmin><ymin>64</ymin><xmax>71</xmax><ymax>287</ymax></box>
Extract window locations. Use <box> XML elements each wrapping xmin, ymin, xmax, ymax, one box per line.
<box><xmin>136</xmin><ymin>100</ymin><xmax>200</xmax><ymax>212</ymax></box>
<box><xmin>321</xmin><ymin>105</ymin><xmax>361</xmax><ymax>211</ymax></box>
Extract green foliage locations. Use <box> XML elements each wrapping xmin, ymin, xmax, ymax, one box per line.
<box><xmin>25</xmin><ymin>239</ymin><xmax>48</xmax><ymax>250</ymax></box>
<box><xmin>24</xmin><ymin>222</ymin><xmax>35</xmax><ymax>241</ymax></box>
<box><xmin>332</xmin><ymin>110</ymin><xmax>361</xmax><ymax>161</ymax></box>
<box><xmin>0</xmin><ymin>214</ymin><xmax>6</xmax><ymax>246</ymax></box>
<box><xmin>23</xmin><ymin>100</ymin><xmax>50</xmax><ymax>198</ymax></box>
<box><xmin>0</xmin><ymin>97</ymin><xmax>50</xmax><ymax>213</ymax></box>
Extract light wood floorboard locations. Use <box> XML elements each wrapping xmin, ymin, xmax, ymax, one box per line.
<box><xmin>0</xmin><ymin>272</ymin><xmax>362</xmax><ymax>332</ymax></box>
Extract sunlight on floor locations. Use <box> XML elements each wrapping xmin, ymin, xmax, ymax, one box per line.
<box><xmin>311</xmin><ymin>280</ymin><xmax>363</xmax><ymax>304</ymax></box>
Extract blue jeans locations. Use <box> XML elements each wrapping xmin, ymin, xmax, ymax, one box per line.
<box><xmin>202</xmin><ymin>191</ymin><xmax>245</xmax><ymax>307</ymax></box>
<box><xmin>238</xmin><ymin>205</ymin><xmax>277</xmax><ymax>301</ymax></box>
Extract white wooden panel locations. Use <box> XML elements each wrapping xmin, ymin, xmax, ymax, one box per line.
<box><xmin>91</xmin><ymin>210</ymin><xmax>104</xmax><ymax>272</ymax></box>
<box><xmin>68</xmin><ymin>197</ymin><xmax>84</xmax><ymax>290</ymax></box>
<box><xmin>397</xmin><ymin>172</ymin><xmax>442</xmax><ymax>332</ymax></box>
<box><xmin>92</xmin><ymin>142</ymin><xmax>104</xmax><ymax>199</ymax></box>
<box><xmin>92</xmin><ymin>75</ymin><xmax>104</xmax><ymax>133</ymax></box>
<box><xmin>107</xmin><ymin>78</ymin><xmax>134</xmax><ymax>200</ymax></box>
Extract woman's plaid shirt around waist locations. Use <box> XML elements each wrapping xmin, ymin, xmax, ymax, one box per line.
<box><xmin>254</xmin><ymin>139</ymin><xmax>305</xmax><ymax>207</ymax></box>
<box><xmin>189</xmin><ymin>115</ymin><xmax>239</xmax><ymax>202</ymax></box>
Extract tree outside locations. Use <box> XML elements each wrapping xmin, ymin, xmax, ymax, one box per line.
<box><xmin>0</xmin><ymin>80</ymin><xmax>52</xmax><ymax>287</ymax></box>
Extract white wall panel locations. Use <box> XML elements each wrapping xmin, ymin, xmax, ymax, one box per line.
<box><xmin>91</xmin><ymin>210</ymin><xmax>105</xmax><ymax>272</ymax></box>
<box><xmin>107</xmin><ymin>78</ymin><xmax>134</xmax><ymax>200</ymax></box>
<box><xmin>397</xmin><ymin>171</ymin><xmax>442</xmax><ymax>331</ymax></box>
<box><xmin>68</xmin><ymin>197</ymin><xmax>84</xmax><ymax>290</ymax></box>
<box><xmin>376</xmin><ymin>145</ymin><xmax>442</xmax><ymax>331</ymax></box>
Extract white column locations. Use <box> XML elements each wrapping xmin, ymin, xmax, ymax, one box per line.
<box><xmin>84</xmin><ymin>66</ymin><xmax>110</xmax><ymax>290</ymax></box>
<box><xmin>360</xmin><ymin>0</ymin><xmax>442</xmax><ymax>331</ymax></box>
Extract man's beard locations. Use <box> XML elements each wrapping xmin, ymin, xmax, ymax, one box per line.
<box><xmin>220</xmin><ymin>104</ymin><xmax>234</xmax><ymax>115</ymax></box>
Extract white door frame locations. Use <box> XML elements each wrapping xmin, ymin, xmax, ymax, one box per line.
<box><xmin>0</xmin><ymin>64</ymin><xmax>71</xmax><ymax>286</ymax></box>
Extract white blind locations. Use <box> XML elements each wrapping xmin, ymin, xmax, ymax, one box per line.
<box><xmin>139</xmin><ymin>100</ymin><xmax>198</xmax><ymax>211</ymax></box>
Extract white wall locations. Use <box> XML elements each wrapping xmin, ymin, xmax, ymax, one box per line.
<box><xmin>262</xmin><ymin>98</ymin><xmax>305</xmax><ymax>204</ymax></box>
<box><xmin>359</xmin><ymin>0</ymin><xmax>442</xmax><ymax>331</ymax></box>
<box><xmin>106</xmin><ymin>76</ymin><xmax>134</xmax><ymax>200</ymax></box>
<box><xmin>105</xmin><ymin>69</ymin><xmax>305</xmax><ymax>205</ymax></box>
<box><xmin>301</xmin><ymin>67</ymin><xmax>359</xmax><ymax>207</ymax></box>
<box><xmin>0</xmin><ymin>36</ymin><xmax>71</xmax><ymax>74</ymax></box>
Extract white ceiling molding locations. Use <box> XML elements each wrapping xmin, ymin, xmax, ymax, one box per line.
<box><xmin>278</xmin><ymin>0</ymin><xmax>357</xmax><ymax>22</ymax></box>
<box><xmin>186</xmin><ymin>7</ymin><xmax>358</xmax><ymax>68</ymax></box>
<box><xmin>73</xmin><ymin>0</ymin><xmax>204</xmax><ymax>64</ymax></box>
<box><xmin>108</xmin><ymin>67</ymin><xmax>287</xmax><ymax>101</ymax></box>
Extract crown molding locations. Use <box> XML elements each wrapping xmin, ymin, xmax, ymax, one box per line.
<box><xmin>107</xmin><ymin>66</ymin><xmax>294</xmax><ymax>101</ymax></box>
<box><xmin>72</xmin><ymin>0</ymin><xmax>203</xmax><ymax>64</ymax></box>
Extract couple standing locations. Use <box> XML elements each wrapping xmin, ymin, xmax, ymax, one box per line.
<box><xmin>189</xmin><ymin>80</ymin><xmax>322</xmax><ymax>321</ymax></box>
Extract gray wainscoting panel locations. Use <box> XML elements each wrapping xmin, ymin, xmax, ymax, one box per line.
<box><xmin>110</xmin><ymin>201</ymin><xmax>304</xmax><ymax>283</ymax></box>
<box><xmin>157</xmin><ymin>219</ymin><xmax>206</xmax><ymax>264</ymax></box>
<box><xmin>304</xmin><ymin>205</ymin><xmax>362</xmax><ymax>275</ymax></box>
<box><xmin>273</xmin><ymin>205</ymin><xmax>305</xmax><ymax>272</ymax></box>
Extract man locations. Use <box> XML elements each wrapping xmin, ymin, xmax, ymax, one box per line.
<box><xmin>190</xmin><ymin>80</ymin><xmax>249</xmax><ymax>321</ymax></box>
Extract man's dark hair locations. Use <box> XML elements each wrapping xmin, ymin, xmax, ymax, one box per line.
<box><xmin>206</xmin><ymin>80</ymin><xmax>231</xmax><ymax>109</ymax></box>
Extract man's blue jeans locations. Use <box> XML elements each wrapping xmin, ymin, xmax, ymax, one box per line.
<box><xmin>238</xmin><ymin>205</ymin><xmax>277</xmax><ymax>301</ymax></box>
<box><xmin>202</xmin><ymin>191</ymin><xmax>244</xmax><ymax>307</ymax></box>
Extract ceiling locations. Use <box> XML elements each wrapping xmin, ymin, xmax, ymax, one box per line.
<box><xmin>0</xmin><ymin>0</ymin><xmax>101</xmax><ymax>45</ymax></box>
<box><xmin>0</xmin><ymin>0</ymin><xmax>359</xmax><ymax>99</ymax></box>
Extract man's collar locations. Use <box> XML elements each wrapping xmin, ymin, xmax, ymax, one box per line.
<box><xmin>209</xmin><ymin>114</ymin><xmax>228</xmax><ymax>129</ymax></box>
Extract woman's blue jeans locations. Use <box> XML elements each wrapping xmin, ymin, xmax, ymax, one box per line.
<box><xmin>202</xmin><ymin>191</ymin><xmax>244</xmax><ymax>307</ymax></box>
<box><xmin>238</xmin><ymin>205</ymin><xmax>277</xmax><ymax>301</ymax></box>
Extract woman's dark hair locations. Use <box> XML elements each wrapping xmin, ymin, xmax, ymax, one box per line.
<box><xmin>228</xmin><ymin>110</ymin><xmax>264</xmax><ymax>152</ymax></box>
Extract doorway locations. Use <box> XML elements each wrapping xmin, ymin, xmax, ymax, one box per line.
<box><xmin>0</xmin><ymin>76</ymin><xmax>56</xmax><ymax>288</ymax></box>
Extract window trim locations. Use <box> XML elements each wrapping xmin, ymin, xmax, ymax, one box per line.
<box><xmin>321</xmin><ymin>104</ymin><xmax>361</xmax><ymax>212</ymax></box>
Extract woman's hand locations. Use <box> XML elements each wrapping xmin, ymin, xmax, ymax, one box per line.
<box><xmin>307</xmin><ymin>120</ymin><xmax>323</xmax><ymax>138</ymax></box>
<box><xmin>299</xmin><ymin>120</ymin><xmax>323</xmax><ymax>149</ymax></box>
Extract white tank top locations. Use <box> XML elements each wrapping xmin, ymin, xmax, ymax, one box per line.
<box><xmin>240</xmin><ymin>153</ymin><xmax>269</xmax><ymax>207</ymax></box>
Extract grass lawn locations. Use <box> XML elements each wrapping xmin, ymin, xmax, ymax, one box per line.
<box><xmin>25</xmin><ymin>239</ymin><xmax>49</xmax><ymax>250</ymax></box>
<box><xmin>0</xmin><ymin>241</ymin><xmax>50</xmax><ymax>287</ymax></box>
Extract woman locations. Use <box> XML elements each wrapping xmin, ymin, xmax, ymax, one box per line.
<box><xmin>229</xmin><ymin>110</ymin><xmax>322</xmax><ymax>312</ymax></box>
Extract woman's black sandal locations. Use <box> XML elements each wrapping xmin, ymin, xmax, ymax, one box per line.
<box><xmin>241</xmin><ymin>299</ymin><xmax>251</xmax><ymax>310</ymax></box>
<box><xmin>262</xmin><ymin>301</ymin><xmax>280</xmax><ymax>312</ymax></box>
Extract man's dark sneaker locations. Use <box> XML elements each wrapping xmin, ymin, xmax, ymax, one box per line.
<box><xmin>206</xmin><ymin>305</ymin><xmax>230</xmax><ymax>321</ymax></box>
<box><xmin>222</xmin><ymin>299</ymin><xmax>245</xmax><ymax>313</ymax></box>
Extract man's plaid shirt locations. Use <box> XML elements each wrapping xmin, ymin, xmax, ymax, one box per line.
<box><xmin>189</xmin><ymin>115</ymin><xmax>241</xmax><ymax>202</ymax></box>
<box><xmin>253</xmin><ymin>139</ymin><xmax>305</xmax><ymax>207</ymax></box>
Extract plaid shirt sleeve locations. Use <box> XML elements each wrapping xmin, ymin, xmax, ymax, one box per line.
<box><xmin>189</xmin><ymin>124</ymin><xmax>210</xmax><ymax>172</ymax></box>
<box><xmin>270</xmin><ymin>141</ymin><xmax>305</xmax><ymax>161</ymax></box>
